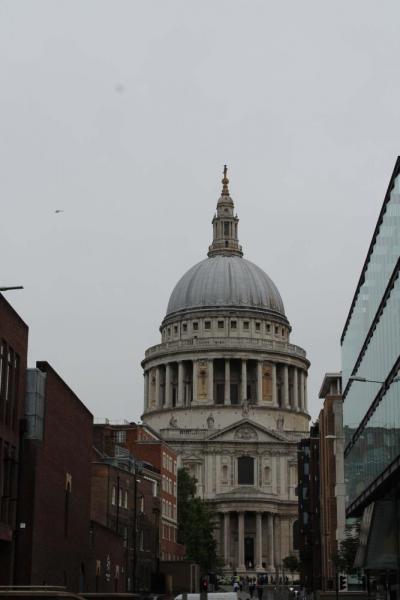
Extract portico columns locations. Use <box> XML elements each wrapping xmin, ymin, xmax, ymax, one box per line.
<box><xmin>238</xmin><ymin>512</ymin><xmax>245</xmax><ymax>571</ymax></box>
<box><xmin>283</xmin><ymin>365</ymin><xmax>289</xmax><ymax>408</ymax></box>
<box><xmin>165</xmin><ymin>364</ymin><xmax>172</xmax><ymax>407</ymax></box>
<box><xmin>177</xmin><ymin>362</ymin><xmax>184</xmax><ymax>406</ymax></box>
<box><xmin>223</xmin><ymin>512</ymin><xmax>230</xmax><ymax>568</ymax></box>
<box><xmin>304</xmin><ymin>374</ymin><xmax>308</xmax><ymax>412</ymax></box>
<box><xmin>155</xmin><ymin>366</ymin><xmax>161</xmax><ymax>407</ymax></box>
<box><xmin>267</xmin><ymin>512</ymin><xmax>275</xmax><ymax>572</ymax></box>
<box><xmin>224</xmin><ymin>359</ymin><xmax>231</xmax><ymax>405</ymax></box>
<box><xmin>293</xmin><ymin>367</ymin><xmax>299</xmax><ymax>411</ymax></box>
<box><xmin>272</xmin><ymin>364</ymin><xmax>278</xmax><ymax>406</ymax></box>
<box><xmin>257</xmin><ymin>361</ymin><xmax>263</xmax><ymax>404</ymax></box>
<box><xmin>241</xmin><ymin>360</ymin><xmax>247</xmax><ymax>401</ymax></box>
<box><xmin>208</xmin><ymin>359</ymin><xmax>214</xmax><ymax>403</ymax></box>
<box><xmin>255</xmin><ymin>512</ymin><xmax>264</xmax><ymax>571</ymax></box>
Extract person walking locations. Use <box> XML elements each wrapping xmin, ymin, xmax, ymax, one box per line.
<box><xmin>256</xmin><ymin>577</ymin><xmax>263</xmax><ymax>600</ymax></box>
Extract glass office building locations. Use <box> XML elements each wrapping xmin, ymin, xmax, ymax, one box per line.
<box><xmin>341</xmin><ymin>158</ymin><xmax>400</xmax><ymax>573</ymax></box>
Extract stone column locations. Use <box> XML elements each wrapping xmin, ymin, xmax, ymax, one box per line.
<box><xmin>255</xmin><ymin>512</ymin><xmax>264</xmax><ymax>571</ymax></box>
<box><xmin>272</xmin><ymin>364</ymin><xmax>278</xmax><ymax>406</ymax></box>
<box><xmin>283</xmin><ymin>365</ymin><xmax>289</xmax><ymax>408</ymax></box>
<box><xmin>165</xmin><ymin>364</ymin><xmax>171</xmax><ymax>407</ymax></box>
<box><xmin>300</xmin><ymin>371</ymin><xmax>305</xmax><ymax>411</ymax></box>
<box><xmin>304</xmin><ymin>373</ymin><xmax>308</xmax><ymax>412</ymax></box>
<box><xmin>238</xmin><ymin>512</ymin><xmax>246</xmax><ymax>571</ymax></box>
<box><xmin>144</xmin><ymin>371</ymin><xmax>149</xmax><ymax>410</ymax></box>
<box><xmin>224</xmin><ymin>359</ymin><xmax>231</xmax><ymax>405</ymax></box>
<box><xmin>192</xmin><ymin>360</ymin><xmax>198</xmax><ymax>404</ymax></box>
<box><xmin>267</xmin><ymin>512</ymin><xmax>275</xmax><ymax>572</ymax></box>
<box><xmin>177</xmin><ymin>362</ymin><xmax>184</xmax><ymax>406</ymax></box>
<box><xmin>273</xmin><ymin>515</ymin><xmax>280</xmax><ymax>570</ymax></box>
<box><xmin>208</xmin><ymin>359</ymin><xmax>214</xmax><ymax>403</ymax></box>
<box><xmin>257</xmin><ymin>361</ymin><xmax>263</xmax><ymax>405</ymax></box>
<box><xmin>224</xmin><ymin>512</ymin><xmax>230</xmax><ymax>569</ymax></box>
<box><xmin>155</xmin><ymin>366</ymin><xmax>161</xmax><ymax>407</ymax></box>
<box><xmin>293</xmin><ymin>367</ymin><xmax>299</xmax><ymax>411</ymax></box>
<box><xmin>241</xmin><ymin>359</ymin><xmax>247</xmax><ymax>402</ymax></box>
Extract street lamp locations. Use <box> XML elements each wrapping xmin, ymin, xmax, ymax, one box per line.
<box><xmin>349</xmin><ymin>375</ymin><xmax>400</xmax><ymax>384</ymax></box>
<box><xmin>0</xmin><ymin>286</ymin><xmax>23</xmax><ymax>291</ymax></box>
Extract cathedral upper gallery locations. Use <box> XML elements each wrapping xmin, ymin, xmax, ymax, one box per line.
<box><xmin>141</xmin><ymin>167</ymin><xmax>310</xmax><ymax>573</ymax></box>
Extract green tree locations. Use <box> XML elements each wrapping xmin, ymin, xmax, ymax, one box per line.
<box><xmin>177</xmin><ymin>467</ymin><xmax>218</xmax><ymax>572</ymax></box>
<box><xmin>282</xmin><ymin>555</ymin><xmax>300</xmax><ymax>574</ymax></box>
<box><xmin>334</xmin><ymin>521</ymin><xmax>361</xmax><ymax>573</ymax></box>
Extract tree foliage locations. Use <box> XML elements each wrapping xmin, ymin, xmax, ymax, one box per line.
<box><xmin>177</xmin><ymin>467</ymin><xmax>218</xmax><ymax>572</ymax></box>
<box><xmin>282</xmin><ymin>555</ymin><xmax>300</xmax><ymax>573</ymax></box>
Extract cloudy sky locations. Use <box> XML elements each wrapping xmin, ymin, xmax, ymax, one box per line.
<box><xmin>1</xmin><ymin>1</ymin><xmax>399</xmax><ymax>422</ymax></box>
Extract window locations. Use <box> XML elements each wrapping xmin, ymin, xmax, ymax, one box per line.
<box><xmin>173</xmin><ymin>325</ymin><xmax>178</xmax><ymax>334</ymax></box>
<box><xmin>224</xmin><ymin>222</ymin><xmax>229</xmax><ymax>236</ymax></box>
<box><xmin>167</xmin><ymin>327</ymin><xmax>171</xmax><ymax>337</ymax></box>
<box><xmin>275</xmin><ymin>326</ymin><xmax>279</xmax><ymax>334</ymax></box>
<box><xmin>231</xmin><ymin>320</ymin><xmax>237</xmax><ymax>329</ymax></box>
<box><xmin>112</xmin><ymin>485</ymin><xmax>117</xmax><ymax>505</ymax></box>
<box><xmin>266</xmin><ymin>323</ymin><xmax>271</xmax><ymax>333</ymax></box>
<box><xmin>255</xmin><ymin>322</ymin><xmax>260</xmax><ymax>331</ymax></box>
<box><xmin>140</xmin><ymin>495</ymin><xmax>145</xmax><ymax>513</ymax></box>
<box><xmin>193</xmin><ymin>322</ymin><xmax>198</xmax><ymax>331</ymax></box>
<box><xmin>115</xmin><ymin>430</ymin><xmax>126</xmax><ymax>444</ymax></box>
<box><xmin>237</xmin><ymin>456</ymin><xmax>254</xmax><ymax>485</ymax></box>
<box><xmin>222</xmin><ymin>465</ymin><xmax>228</xmax><ymax>483</ymax></box>
<box><xmin>218</xmin><ymin>320</ymin><xmax>224</xmax><ymax>329</ymax></box>
<box><xmin>182</xmin><ymin>323</ymin><xmax>187</xmax><ymax>332</ymax></box>
<box><xmin>124</xmin><ymin>490</ymin><xmax>128</xmax><ymax>509</ymax></box>
<box><xmin>243</xmin><ymin>321</ymin><xmax>249</xmax><ymax>330</ymax></box>
<box><xmin>205</xmin><ymin>321</ymin><xmax>211</xmax><ymax>330</ymax></box>
<box><xmin>118</xmin><ymin>488</ymin><xmax>123</xmax><ymax>507</ymax></box>
<box><xmin>281</xmin><ymin>328</ymin><xmax>285</xmax><ymax>336</ymax></box>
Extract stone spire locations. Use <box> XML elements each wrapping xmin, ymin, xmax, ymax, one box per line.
<box><xmin>208</xmin><ymin>165</ymin><xmax>243</xmax><ymax>258</ymax></box>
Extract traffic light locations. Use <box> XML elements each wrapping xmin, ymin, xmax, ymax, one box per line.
<box><xmin>339</xmin><ymin>574</ymin><xmax>348</xmax><ymax>592</ymax></box>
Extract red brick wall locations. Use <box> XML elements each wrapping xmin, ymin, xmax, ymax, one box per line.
<box><xmin>15</xmin><ymin>362</ymin><xmax>93</xmax><ymax>592</ymax></box>
<box><xmin>0</xmin><ymin>294</ymin><xmax>28</xmax><ymax>584</ymax></box>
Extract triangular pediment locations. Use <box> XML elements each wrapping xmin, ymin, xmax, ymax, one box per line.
<box><xmin>206</xmin><ymin>419</ymin><xmax>286</xmax><ymax>443</ymax></box>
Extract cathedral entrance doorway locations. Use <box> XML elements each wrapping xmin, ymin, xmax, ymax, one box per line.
<box><xmin>244</xmin><ymin>537</ymin><xmax>254</xmax><ymax>569</ymax></box>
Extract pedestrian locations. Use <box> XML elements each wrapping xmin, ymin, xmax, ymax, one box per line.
<box><xmin>233</xmin><ymin>580</ymin><xmax>240</xmax><ymax>593</ymax></box>
<box><xmin>257</xmin><ymin>578</ymin><xmax>263</xmax><ymax>600</ymax></box>
<box><xmin>249</xmin><ymin>580</ymin><xmax>256</xmax><ymax>598</ymax></box>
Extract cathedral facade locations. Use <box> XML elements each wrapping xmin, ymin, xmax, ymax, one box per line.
<box><xmin>141</xmin><ymin>168</ymin><xmax>310</xmax><ymax>574</ymax></box>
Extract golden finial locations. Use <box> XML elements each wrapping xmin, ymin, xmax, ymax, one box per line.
<box><xmin>221</xmin><ymin>164</ymin><xmax>230</xmax><ymax>196</ymax></box>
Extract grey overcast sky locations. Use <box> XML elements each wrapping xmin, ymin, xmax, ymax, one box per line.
<box><xmin>1</xmin><ymin>1</ymin><xmax>399</xmax><ymax>422</ymax></box>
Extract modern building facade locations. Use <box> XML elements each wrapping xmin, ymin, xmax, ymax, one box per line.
<box><xmin>142</xmin><ymin>168</ymin><xmax>310</xmax><ymax>573</ymax></box>
<box><xmin>341</xmin><ymin>158</ymin><xmax>400</xmax><ymax>575</ymax></box>
<box><xmin>0</xmin><ymin>293</ymin><xmax>28</xmax><ymax>584</ymax></box>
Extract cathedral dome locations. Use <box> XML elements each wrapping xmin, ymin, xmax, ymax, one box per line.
<box><xmin>166</xmin><ymin>254</ymin><xmax>285</xmax><ymax>319</ymax></box>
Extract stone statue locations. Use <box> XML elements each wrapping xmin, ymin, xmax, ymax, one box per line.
<box><xmin>169</xmin><ymin>415</ymin><xmax>178</xmax><ymax>428</ymax></box>
<box><xmin>241</xmin><ymin>398</ymin><xmax>249</xmax><ymax>416</ymax></box>
<box><xmin>207</xmin><ymin>413</ymin><xmax>215</xmax><ymax>429</ymax></box>
<box><xmin>276</xmin><ymin>415</ymin><xmax>284</xmax><ymax>431</ymax></box>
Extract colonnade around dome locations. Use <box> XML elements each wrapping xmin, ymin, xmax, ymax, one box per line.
<box><xmin>143</xmin><ymin>355</ymin><xmax>308</xmax><ymax>414</ymax></box>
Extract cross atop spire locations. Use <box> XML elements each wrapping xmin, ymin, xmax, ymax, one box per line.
<box><xmin>221</xmin><ymin>164</ymin><xmax>230</xmax><ymax>196</ymax></box>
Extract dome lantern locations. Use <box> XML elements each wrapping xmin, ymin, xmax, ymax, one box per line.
<box><xmin>208</xmin><ymin>165</ymin><xmax>243</xmax><ymax>258</ymax></box>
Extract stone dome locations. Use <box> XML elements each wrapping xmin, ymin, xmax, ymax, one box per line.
<box><xmin>166</xmin><ymin>254</ymin><xmax>286</xmax><ymax>319</ymax></box>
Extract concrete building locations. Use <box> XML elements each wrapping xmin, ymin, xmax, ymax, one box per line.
<box><xmin>141</xmin><ymin>167</ymin><xmax>310</xmax><ymax>574</ymax></box>
<box><xmin>318</xmin><ymin>373</ymin><xmax>344</xmax><ymax>590</ymax></box>
<box><xmin>341</xmin><ymin>157</ymin><xmax>400</xmax><ymax>585</ymax></box>
<box><xmin>0</xmin><ymin>293</ymin><xmax>28</xmax><ymax>584</ymax></box>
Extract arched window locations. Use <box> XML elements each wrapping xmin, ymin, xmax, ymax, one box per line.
<box><xmin>237</xmin><ymin>456</ymin><xmax>254</xmax><ymax>485</ymax></box>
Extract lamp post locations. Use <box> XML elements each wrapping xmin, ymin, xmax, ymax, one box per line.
<box><xmin>132</xmin><ymin>459</ymin><xmax>143</xmax><ymax>593</ymax></box>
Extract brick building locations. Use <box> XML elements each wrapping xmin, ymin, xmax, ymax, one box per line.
<box><xmin>15</xmin><ymin>361</ymin><xmax>93</xmax><ymax>591</ymax></box>
<box><xmin>318</xmin><ymin>373</ymin><xmax>344</xmax><ymax>590</ymax></box>
<box><xmin>0</xmin><ymin>293</ymin><xmax>28</xmax><ymax>584</ymax></box>
<box><xmin>297</xmin><ymin>422</ymin><xmax>322</xmax><ymax>593</ymax></box>
<box><xmin>90</xmin><ymin>443</ymin><xmax>161</xmax><ymax>592</ymax></box>
<box><xmin>93</xmin><ymin>422</ymin><xmax>184</xmax><ymax>563</ymax></box>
